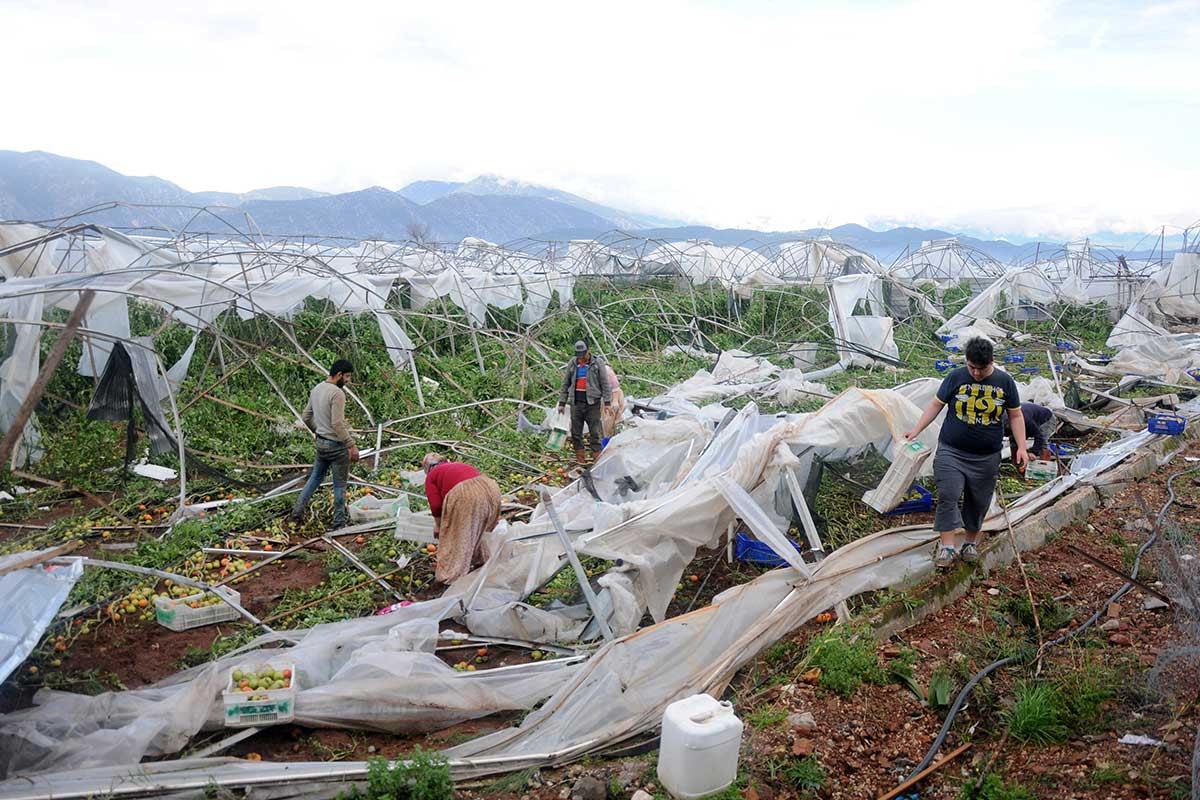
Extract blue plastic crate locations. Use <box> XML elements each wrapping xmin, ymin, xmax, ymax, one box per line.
<box><xmin>734</xmin><ymin>532</ymin><xmax>803</xmax><ymax>567</ymax></box>
<box><xmin>939</xmin><ymin>334</ymin><xmax>953</xmax><ymax>343</ymax></box>
<box><xmin>1048</xmin><ymin>443</ymin><xmax>1078</xmax><ymax>457</ymax></box>
<box><xmin>1148</xmin><ymin>413</ymin><xmax>1186</xmax><ymax>435</ymax></box>
<box><xmin>1002</xmin><ymin>353</ymin><xmax>1026</xmax><ymax>363</ymax></box>
<box><xmin>1189</xmin><ymin>368</ymin><xmax>1200</xmax><ymax>382</ymax></box>
<box><xmin>945</xmin><ymin>345</ymin><xmax>962</xmax><ymax>353</ymax></box>
<box><xmin>934</xmin><ymin>359</ymin><xmax>954</xmax><ymax>372</ymax></box>
<box><xmin>1056</xmin><ymin>340</ymin><xmax>1079</xmax><ymax>351</ymax></box>
<box><xmin>885</xmin><ymin>484</ymin><xmax>933</xmax><ymax>516</ymax></box>
<box><xmin>1020</xmin><ymin>366</ymin><xmax>1040</xmax><ymax>374</ymax></box>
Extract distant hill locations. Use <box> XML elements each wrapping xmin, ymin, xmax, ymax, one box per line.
<box><xmin>0</xmin><ymin>150</ymin><xmax>1171</xmax><ymax>264</ymax></box>
<box><xmin>399</xmin><ymin>174</ymin><xmax>686</xmax><ymax>229</ymax></box>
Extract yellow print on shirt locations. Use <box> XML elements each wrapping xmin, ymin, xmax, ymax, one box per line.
<box><xmin>953</xmin><ymin>383</ymin><xmax>1006</xmax><ymax>426</ymax></box>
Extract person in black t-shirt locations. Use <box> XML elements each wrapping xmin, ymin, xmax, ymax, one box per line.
<box><xmin>903</xmin><ymin>337</ymin><xmax>1029</xmax><ymax>569</ymax></box>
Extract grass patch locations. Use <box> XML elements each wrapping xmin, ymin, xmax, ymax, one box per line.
<box><xmin>746</xmin><ymin>704</ymin><xmax>788</xmax><ymax>729</ymax></box>
<box><xmin>768</xmin><ymin>758</ymin><xmax>825</xmax><ymax>796</ymax></box>
<box><xmin>1001</xmin><ymin>594</ymin><xmax>1075</xmax><ymax>632</ymax></box>
<box><xmin>958</xmin><ymin>772</ymin><xmax>1036</xmax><ymax>800</ymax></box>
<box><xmin>1002</xmin><ymin>683</ymin><xmax>1069</xmax><ymax>744</ymax></box>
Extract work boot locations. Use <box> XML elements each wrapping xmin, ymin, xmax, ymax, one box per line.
<box><xmin>574</xmin><ymin>448</ymin><xmax>587</xmax><ymax>466</ymax></box>
<box><xmin>960</xmin><ymin>542</ymin><xmax>980</xmax><ymax>564</ymax></box>
<box><xmin>591</xmin><ymin>449</ymin><xmax>603</xmax><ymax>464</ymax></box>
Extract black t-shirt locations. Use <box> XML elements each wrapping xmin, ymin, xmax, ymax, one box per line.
<box><xmin>936</xmin><ymin>366</ymin><xmax>1020</xmax><ymax>454</ymax></box>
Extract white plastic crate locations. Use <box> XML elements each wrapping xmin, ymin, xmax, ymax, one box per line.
<box><xmin>154</xmin><ymin>586</ymin><xmax>241</xmax><ymax>632</ymax></box>
<box><xmin>223</xmin><ymin>662</ymin><xmax>297</xmax><ymax>728</ymax></box>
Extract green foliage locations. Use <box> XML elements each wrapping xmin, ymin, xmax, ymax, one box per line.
<box><xmin>339</xmin><ymin>750</ymin><xmax>452</xmax><ymax>800</ymax></box>
<box><xmin>928</xmin><ymin>667</ymin><xmax>955</xmax><ymax>708</ymax></box>
<box><xmin>746</xmin><ymin>704</ymin><xmax>788</xmax><ymax>729</ymax></box>
<box><xmin>1003</xmin><ymin>682</ymin><xmax>1069</xmax><ymax>744</ymax></box>
<box><xmin>780</xmin><ymin>756</ymin><xmax>825</xmax><ymax>795</ymax></box>
<box><xmin>958</xmin><ymin>773</ymin><xmax>1036</xmax><ymax>800</ymax></box>
<box><xmin>1054</xmin><ymin>657</ymin><xmax>1119</xmax><ymax>733</ymax></box>
<box><xmin>1001</xmin><ymin>593</ymin><xmax>1075</xmax><ymax>632</ymax></box>
<box><xmin>804</xmin><ymin>626</ymin><xmax>886</xmax><ymax>697</ymax></box>
<box><xmin>1090</xmin><ymin>763</ymin><xmax>1123</xmax><ymax>784</ymax></box>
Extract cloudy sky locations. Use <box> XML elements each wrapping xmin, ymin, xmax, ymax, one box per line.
<box><xmin>3</xmin><ymin>0</ymin><xmax>1197</xmax><ymax>240</ymax></box>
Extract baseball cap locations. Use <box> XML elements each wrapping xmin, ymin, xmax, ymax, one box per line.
<box><xmin>574</xmin><ymin>340</ymin><xmax>588</xmax><ymax>354</ymax></box>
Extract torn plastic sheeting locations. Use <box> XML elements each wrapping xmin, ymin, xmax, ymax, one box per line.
<box><xmin>446</xmin><ymin>524</ymin><xmax>939</xmax><ymax>777</ymax></box>
<box><xmin>0</xmin><ymin>552</ymin><xmax>83</xmax><ymax>684</ymax></box>
<box><xmin>0</xmin><ymin>592</ymin><xmax>580</xmax><ymax>777</ymax></box>
<box><xmin>714</xmin><ymin>474</ymin><xmax>811</xmax><ymax>577</ymax></box>
<box><xmin>0</xmin><ymin>293</ymin><xmax>46</xmax><ymax>465</ymax></box>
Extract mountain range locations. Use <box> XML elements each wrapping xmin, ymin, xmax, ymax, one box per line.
<box><xmin>0</xmin><ymin>150</ymin><xmax>1175</xmax><ymax>265</ymax></box>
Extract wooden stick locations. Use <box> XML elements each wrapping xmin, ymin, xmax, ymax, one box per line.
<box><xmin>0</xmin><ymin>290</ymin><xmax>95</xmax><ymax>469</ymax></box>
<box><xmin>0</xmin><ymin>540</ymin><xmax>82</xmax><ymax>578</ymax></box>
<box><xmin>875</xmin><ymin>743</ymin><xmax>971</xmax><ymax>800</ymax></box>
<box><xmin>996</xmin><ymin>485</ymin><xmax>1044</xmax><ymax>671</ymax></box>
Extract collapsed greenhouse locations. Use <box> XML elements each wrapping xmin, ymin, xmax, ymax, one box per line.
<box><xmin>1</xmin><ymin>206</ymin><xmax>1199</xmax><ymax>799</ymax></box>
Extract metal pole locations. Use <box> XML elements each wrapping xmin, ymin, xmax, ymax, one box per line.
<box><xmin>540</xmin><ymin>487</ymin><xmax>615</xmax><ymax>641</ymax></box>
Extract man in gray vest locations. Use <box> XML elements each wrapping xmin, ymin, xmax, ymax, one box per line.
<box><xmin>289</xmin><ymin>359</ymin><xmax>359</xmax><ymax>528</ymax></box>
<box><xmin>557</xmin><ymin>341</ymin><xmax>612</xmax><ymax>465</ymax></box>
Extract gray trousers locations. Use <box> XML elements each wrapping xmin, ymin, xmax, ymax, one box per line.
<box><xmin>933</xmin><ymin>444</ymin><xmax>1001</xmax><ymax>533</ymax></box>
<box><xmin>570</xmin><ymin>401</ymin><xmax>603</xmax><ymax>452</ymax></box>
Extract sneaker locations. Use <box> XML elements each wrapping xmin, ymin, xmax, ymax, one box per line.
<box><xmin>960</xmin><ymin>542</ymin><xmax>980</xmax><ymax>564</ymax></box>
<box><xmin>934</xmin><ymin>546</ymin><xmax>958</xmax><ymax>570</ymax></box>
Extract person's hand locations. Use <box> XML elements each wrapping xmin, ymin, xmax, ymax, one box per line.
<box><xmin>1014</xmin><ymin>447</ymin><xmax>1030</xmax><ymax>470</ymax></box>
<box><xmin>349</xmin><ymin>445</ymin><xmax>360</xmax><ymax>462</ymax></box>
<box><xmin>902</xmin><ymin>429</ymin><xmax>918</xmax><ymax>441</ymax></box>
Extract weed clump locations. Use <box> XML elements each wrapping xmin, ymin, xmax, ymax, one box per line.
<box><xmin>803</xmin><ymin>626</ymin><xmax>885</xmax><ymax>697</ymax></box>
<box><xmin>339</xmin><ymin>749</ymin><xmax>452</xmax><ymax>800</ymax></box>
<box><xmin>958</xmin><ymin>772</ymin><xmax>1036</xmax><ymax>800</ymax></box>
<box><xmin>1003</xmin><ymin>683</ymin><xmax>1069</xmax><ymax>744</ymax></box>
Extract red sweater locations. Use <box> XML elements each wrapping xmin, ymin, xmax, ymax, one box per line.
<box><xmin>425</xmin><ymin>461</ymin><xmax>480</xmax><ymax>517</ymax></box>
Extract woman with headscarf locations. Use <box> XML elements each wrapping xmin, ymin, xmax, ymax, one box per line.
<box><xmin>421</xmin><ymin>453</ymin><xmax>501</xmax><ymax>584</ymax></box>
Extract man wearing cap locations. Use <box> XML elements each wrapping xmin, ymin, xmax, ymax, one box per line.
<box><xmin>557</xmin><ymin>341</ymin><xmax>612</xmax><ymax>465</ymax></box>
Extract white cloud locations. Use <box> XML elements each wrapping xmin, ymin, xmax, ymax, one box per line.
<box><xmin>0</xmin><ymin>0</ymin><xmax>1196</xmax><ymax>239</ymax></box>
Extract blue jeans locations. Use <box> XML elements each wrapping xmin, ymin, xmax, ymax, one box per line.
<box><xmin>292</xmin><ymin>438</ymin><xmax>350</xmax><ymax>527</ymax></box>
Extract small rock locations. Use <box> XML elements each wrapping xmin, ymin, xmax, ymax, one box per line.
<box><xmin>570</xmin><ymin>775</ymin><xmax>606</xmax><ymax>800</ymax></box>
<box><xmin>787</xmin><ymin>711</ymin><xmax>817</xmax><ymax>732</ymax></box>
<box><xmin>1107</xmin><ymin>602</ymin><xmax>1121</xmax><ymax>619</ymax></box>
<box><xmin>1143</xmin><ymin>597</ymin><xmax>1169</xmax><ymax>611</ymax></box>
<box><xmin>792</xmin><ymin>737</ymin><xmax>815</xmax><ymax>756</ymax></box>
<box><xmin>559</xmin><ymin>788</ymin><xmax>571</xmax><ymax>800</ymax></box>
<box><xmin>1108</xmin><ymin>633</ymin><xmax>1132</xmax><ymax>646</ymax></box>
<box><xmin>615</xmin><ymin>762</ymin><xmax>644</xmax><ymax>787</ymax></box>
<box><xmin>1099</xmin><ymin>618</ymin><xmax>1121</xmax><ymax>632</ymax></box>
<box><xmin>366</xmin><ymin>745</ymin><xmax>377</xmax><ymax>754</ymax></box>
<box><xmin>631</xmin><ymin>792</ymin><xmax>653</xmax><ymax>800</ymax></box>
<box><xmin>987</xmin><ymin>587</ymin><xmax>1001</xmax><ymax>596</ymax></box>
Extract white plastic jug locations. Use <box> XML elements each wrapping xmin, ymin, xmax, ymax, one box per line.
<box><xmin>545</xmin><ymin>410</ymin><xmax>569</xmax><ymax>451</ymax></box>
<box><xmin>657</xmin><ymin>694</ymin><xmax>743</xmax><ymax>799</ymax></box>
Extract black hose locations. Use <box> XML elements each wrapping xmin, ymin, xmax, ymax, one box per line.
<box><xmin>903</xmin><ymin>463</ymin><xmax>1200</xmax><ymax>781</ymax></box>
